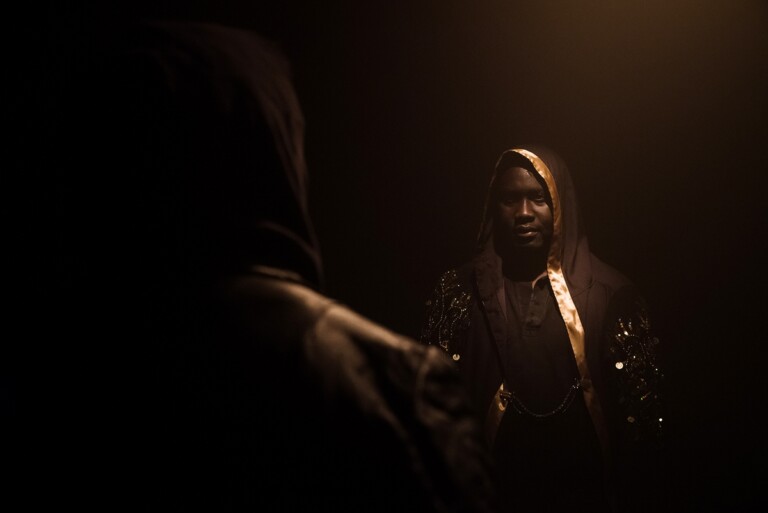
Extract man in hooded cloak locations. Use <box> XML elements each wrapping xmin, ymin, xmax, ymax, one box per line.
<box><xmin>421</xmin><ymin>147</ymin><xmax>664</xmax><ymax>513</ymax></box>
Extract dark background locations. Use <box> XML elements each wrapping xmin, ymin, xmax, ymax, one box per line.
<box><xmin>36</xmin><ymin>1</ymin><xmax>767</xmax><ymax>511</ymax></box>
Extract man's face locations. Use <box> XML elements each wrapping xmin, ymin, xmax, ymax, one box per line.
<box><xmin>493</xmin><ymin>166</ymin><xmax>553</xmax><ymax>251</ymax></box>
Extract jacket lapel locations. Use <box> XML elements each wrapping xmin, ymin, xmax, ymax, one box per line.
<box><xmin>472</xmin><ymin>247</ymin><xmax>513</xmax><ymax>382</ymax></box>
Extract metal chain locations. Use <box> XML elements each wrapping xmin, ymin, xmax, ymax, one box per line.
<box><xmin>503</xmin><ymin>379</ymin><xmax>582</xmax><ymax>419</ymax></box>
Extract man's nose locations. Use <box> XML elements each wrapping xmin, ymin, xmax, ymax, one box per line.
<box><xmin>515</xmin><ymin>199</ymin><xmax>534</xmax><ymax>219</ymax></box>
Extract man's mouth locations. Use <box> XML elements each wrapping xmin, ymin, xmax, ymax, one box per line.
<box><xmin>515</xmin><ymin>226</ymin><xmax>539</xmax><ymax>236</ymax></box>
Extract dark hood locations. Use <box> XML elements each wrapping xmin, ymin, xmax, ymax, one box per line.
<box><xmin>68</xmin><ymin>20</ymin><xmax>323</xmax><ymax>288</ymax></box>
<box><xmin>476</xmin><ymin>145</ymin><xmax>592</xmax><ymax>293</ymax></box>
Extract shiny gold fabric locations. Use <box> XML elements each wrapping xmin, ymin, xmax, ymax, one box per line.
<box><xmin>485</xmin><ymin>382</ymin><xmax>509</xmax><ymax>446</ymax></box>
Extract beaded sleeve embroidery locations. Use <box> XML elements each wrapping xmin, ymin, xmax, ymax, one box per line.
<box><xmin>420</xmin><ymin>269</ymin><xmax>472</xmax><ymax>354</ymax></box>
<box><xmin>608</xmin><ymin>298</ymin><xmax>664</xmax><ymax>442</ymax></box>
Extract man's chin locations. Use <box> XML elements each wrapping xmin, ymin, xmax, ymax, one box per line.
<box><xmin>511</xmin><ymin>236</ymin><xmax>543</xmax><ymax>249</ymax></box>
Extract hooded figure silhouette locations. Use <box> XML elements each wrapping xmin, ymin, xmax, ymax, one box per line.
<box><xmin>52</xmin><ymin>19</ymin><xmax>496</xmax><ymax>513</ymax></box>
